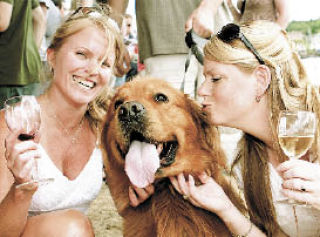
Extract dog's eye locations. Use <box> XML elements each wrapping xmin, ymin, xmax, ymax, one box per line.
<box><xmin>114</xmin><ymin>100</ymin><xmax>123</xmax><ymax>109</ymax></box>
<box><xmin>154</xmin><ymin>93</ymin><xmax>168</xmax><ymax>103</ymax></box>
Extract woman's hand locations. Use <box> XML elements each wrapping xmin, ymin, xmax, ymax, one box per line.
<box><xmin>5</xmin><ymin>129</ymin><xmax>40</xmax><ymax>188</ymax></box>
<box><xmin>170</xmin><ymin>172</ymin><xmax>233</xmax><ymax>215</ymax></box>
<box><xmin>277</xmin><ymin>159</ymin><xmax>320</xmax><ymax>209</ymax></box>
<box><xmin>128</xmin><ymin>184</ymin><xmax>154</xmax><ymax>207</ymax></box>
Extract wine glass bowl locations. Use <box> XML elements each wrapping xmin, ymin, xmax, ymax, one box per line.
<box><xmin>278</xmin><ymin>110</ymin><xmax>316</xmax><ymax>160</ymax></box>
<box><xmin>5</xmin><ymin>95</ymin><xmax>41</xmax><ymax>140</ymax></box>
<box><xmin>277</xmin><ymin>110</ymin><xmax>317</xmax><ymax>205</ymax></box>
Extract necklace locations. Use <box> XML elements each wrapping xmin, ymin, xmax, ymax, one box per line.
<box><xmin>43</xmin><ymin>93</ymin><xmax>85</xmax><ymax>144</ymax></box>
<box><xmin>52</xmin><ymin>113</ymin><xmax>85</xmax><ymax>144</ymax></box>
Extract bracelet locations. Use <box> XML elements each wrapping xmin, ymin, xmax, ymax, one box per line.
<box><xmin>235</xmin><ymin>221</ymin><xmax>253</xmax><ymax>237</ymax></box>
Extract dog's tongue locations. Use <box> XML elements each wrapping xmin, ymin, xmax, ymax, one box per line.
<box><xmin>125</xmin><ymin>141</ymin><xmax>160</xmax><ymax>188</ymax></box>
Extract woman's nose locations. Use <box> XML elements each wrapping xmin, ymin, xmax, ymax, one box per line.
<box><xmin>197</xmin><ymin>81</ymin><xmax>208</xmax><ymax>97</ymax></box>
<box><xmin>87</xmin><ymin>60</ymin><xmax>100</xmax><ymax>75</ymax></box>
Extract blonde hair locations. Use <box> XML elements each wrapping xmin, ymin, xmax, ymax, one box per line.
<box><xmin>48</xmin><ymin>8</ymin><xmax>126</xmax><ymax>131</ymax></box>
<box><xmin>205</xmin><ymin>20</ymin><xmax>320</xmax><ymax>236</ymax></box>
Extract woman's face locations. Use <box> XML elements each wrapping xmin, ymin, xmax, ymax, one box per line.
<box><xmin>198</xmin><ymin>58</ymin><xmax>258</xmax><ymax>127</ymax></box>
<box><xmin>48</xmin><ymin>26</ymin><xmax>115</xmax><ymax>106</ymax></box>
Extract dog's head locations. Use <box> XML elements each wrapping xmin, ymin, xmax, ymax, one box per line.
<box><xmin>102</xmin><ymin>77</ymin><xmax>225</xmax><ymax>188</ymax></box>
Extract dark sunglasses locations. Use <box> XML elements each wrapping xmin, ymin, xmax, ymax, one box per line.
<box><xmin>217</xmin><ymin>23</ymin><xmax>265</xmax><ymax>65</ymax></box>
<box><xmin>70</xmin><ymin>6</ymin><xmax>110</xmax><ymax>18</ymax></box>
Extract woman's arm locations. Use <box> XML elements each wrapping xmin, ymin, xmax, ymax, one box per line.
<box><xmin>0</xmin><ymin>112</ymin><xmax>38</xmax><ymax>237</ymax></box>
<box><xmin>0</xmin><ymin>185</ymin><xmax>37</xmax><ymax>237</ymax></box>
<box><xmin>170</xmin><ymin>173</ymin><xmax>266</xmax><ymax>237</ymax></box>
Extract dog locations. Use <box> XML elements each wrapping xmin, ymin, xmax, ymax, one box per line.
<box><xmin>101</xmin><ymin>77</ymin><xmax>242</xmax><ymax>237</ymax></box>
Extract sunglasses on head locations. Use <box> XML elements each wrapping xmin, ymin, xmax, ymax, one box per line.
<box><xmin>70</xmin><ymin>5</ymin><xmax>110</xmax><ymax>18</ymax></box>
<box><xmin>217</xmin><ymin>23</ymin><xmax>265</xmax><ymax>65</ymax></box>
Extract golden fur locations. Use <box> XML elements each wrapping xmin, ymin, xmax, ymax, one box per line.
<box><xmin>101</xmin><ymin>77</ymin><xmax>240</xmax><ymax>237</ymax></box>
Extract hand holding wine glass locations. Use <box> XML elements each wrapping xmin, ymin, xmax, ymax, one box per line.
<box><xmin>277</xmin><ymin>110</ymin><xmax>317</xmax><ymax>204</ymax></box>
<box><xmin>4</xmin><ymin>95</ymin><xmax>54</xmax><ymax>189</ymax></box>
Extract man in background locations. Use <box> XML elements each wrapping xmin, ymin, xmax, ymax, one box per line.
<box><xmin>109</xmin><ymin>0</ymin><xmax>232</xmax><ymax>98</ymax></box>
<box><xmin>0</xmin><ymin>0</ymin><xmax>46</xmax><ymax>108</ymax></box>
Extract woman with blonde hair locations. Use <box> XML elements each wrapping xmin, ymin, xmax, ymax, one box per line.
<box><xmin>171</xmin><ymin>20</ymin><xmax>320</xmax><ymax>236</ymax></box>
<box><xmin>0</xmin><ymin>6</ymin><xmax>129</xmax><ymax>236</ymax></box>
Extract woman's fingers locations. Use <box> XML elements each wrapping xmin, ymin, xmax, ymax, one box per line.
<box><xmin>16</xmin><ymin>158</ymin><xmax>35</xmax><ymax>184</ymax></box>
<box><xmin>128</xmin><ymin>185</ymin><xmax>139</xmax><ymax>207</ymax></box>
<box><xmin>282</xmin><ymin>178</ymin><xmax>314</xmax><ymax>192</ymax></box>
<box><xmin>4</xmin><ymin>129</ymin><xmax>21</xmax><ymax>159</ymax></box>
<box><xmin>177</xmin><ymin>173</ymin><xmax>190</xmax><ymax>196</ymax></box>
<box><xmin>129</xmin><ymin>184</ymin><xmax>154</xmax><ymax>207</ymax></box>
<box><xmin>278</xmin><ymin>160</ymin><xmax>320</xmax><ymax>181</ymax></box>
<box><xmin>198</xmin><ymin>172</ymin><xmax>210</xmax><ymax>183</ymax></box>
<box><xmin>281</xmin><ymin>188</ymin><xmax>317</xmax><ymax>205</ymax></box>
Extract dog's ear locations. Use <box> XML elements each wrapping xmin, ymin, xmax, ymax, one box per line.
<box><xmin>185</xmin><ymin>96</ymin><xmax>215</xmax><ymax>148</ymax></box>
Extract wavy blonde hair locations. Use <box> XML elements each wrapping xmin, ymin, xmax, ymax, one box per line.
<box><xmin>48</xmin><ymin>7</ymin><xmax>126</xmax><ymax>131</ymax></box>
<box><xmin>204</xmin><ymin>20</ymin><xmax>320</xmax><ymax>236</ymax></box>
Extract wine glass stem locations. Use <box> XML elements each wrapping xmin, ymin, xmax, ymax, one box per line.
<box><xmin>32</xmin><ymin>158</ymin><xmax>39</xmax><ymax>182</ymax></box>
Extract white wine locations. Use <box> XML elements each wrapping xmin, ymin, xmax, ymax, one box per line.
<box><xmin>279</xmin><ymin>135</ymin><xmax>314</xmax><ymax>159</ymax></box>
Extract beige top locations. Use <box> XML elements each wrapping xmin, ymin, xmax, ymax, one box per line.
<box><xmin>136</xmin><ymin>0</ymin><xmax>232</xmax><ymax>62</ymax></box>
<box><xmin>237</xmin><ymin>0</ymin><xmax>277</xmax><ymax>23</ymax></box>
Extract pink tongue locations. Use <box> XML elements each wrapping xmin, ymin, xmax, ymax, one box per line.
<box><xmin>125</xmin><ymin>141</ymin><xmax>160</xmax><ymax>188</ymax></box>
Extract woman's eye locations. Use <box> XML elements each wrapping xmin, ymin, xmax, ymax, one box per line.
<box><xmin>211</xmin><ymin>77</ymin><xmax>221</xmax><ymax>83</ymax></box>
<box><xmin>76</xmin><ymin>51</ymin><xmax>86</xmax><ymax>58</ymax></box>
<box><xmin>102</xmin><ymin>61</ymin><xmax>111</xmax><ymax>68</ymax></box>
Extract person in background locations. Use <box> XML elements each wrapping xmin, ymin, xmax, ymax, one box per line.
<box><xmin>171</xmin><ymin>20</ymin><xmax>320</xmax><ymax>236</ymax></box>
<box><xmin>115</xmin><ymin>13</ymin><xmax>138</xmax><ymax>87</ymax></box>
<box><xmin>39</xmin><ymin>0</ymin><xmax>63</xmax><ymax>79</ymax></box>
<box><xmin>0</xmin><ymin>6</ymin><xmax>127</xmax><ymax>236</ymax></box>
<box><xmin>227</xmin><ymin>0</ymin><xmax>290</xmax><ymax>30</ymax></box>
<box><xmin>52</xmin><ymin>0</ymin><xmax>65</xmax><ymax>16</ymax></box>
<box><xmin>109</xmin><ymin>0</ymin><xmax>233</xmax><ymax>98</ymax></box>
<box><xmin>0</xmin><ymin>0</ymin><xmax>46</xmax><ymax>108</ymax></box>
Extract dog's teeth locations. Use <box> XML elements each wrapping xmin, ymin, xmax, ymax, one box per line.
<box><xmin>157</xmin><ymin>143</ymin><xmax>163</xmax><ymax>154</ymax></box>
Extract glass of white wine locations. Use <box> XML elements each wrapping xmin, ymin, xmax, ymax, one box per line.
<box><xmin>5</xmin><ymin>95</ymin><xmax>54</xmax><ymax>188</ymax></box>
<box><xmin>278</xmin><ymin>110</ymin><xmax>317</xmax><ymax>203</ymax></box>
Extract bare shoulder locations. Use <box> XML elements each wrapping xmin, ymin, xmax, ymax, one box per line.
<box><xmin>0</xmin><ymin>109</ymin><xmax>13</xmax><ymax>201</ymax></box>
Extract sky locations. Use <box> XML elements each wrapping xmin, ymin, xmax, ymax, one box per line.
<box><xmin>290</xmin><ymin>0</ymin><xmax>320</xmax><ymax>21</ymax></box>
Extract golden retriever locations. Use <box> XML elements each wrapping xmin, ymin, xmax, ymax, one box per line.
<box><xmin>101</xmin><ymin>77</ymin><xmax>240</xmax><ymax>237</ymax></box>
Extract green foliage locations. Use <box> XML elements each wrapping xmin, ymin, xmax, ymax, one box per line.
<box><xmin>287</xmin><ymin>19</ymin><xmax>320</xmax><ymax>34</ymax></box>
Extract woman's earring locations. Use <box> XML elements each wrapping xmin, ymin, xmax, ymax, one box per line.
<box><xmin>256</xmin><ymin>95</ymin><xmax>261</xmax><ymax>103</ymax></box>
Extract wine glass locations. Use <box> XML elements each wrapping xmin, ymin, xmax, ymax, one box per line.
<box><xmin>277</xmin><ymin>110</ymin><xmax>317</xmax><ymax>204</ymax></box>
<box><xmin>4</xmin><ymin>95</ymin><xmax>54</xmax><ymax>188</ymax></box>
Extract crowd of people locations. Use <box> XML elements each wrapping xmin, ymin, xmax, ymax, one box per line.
<box><xmin>2</xmin><ymin>0</ymin><xmax>320</xmax><ymax>236</ymax></box>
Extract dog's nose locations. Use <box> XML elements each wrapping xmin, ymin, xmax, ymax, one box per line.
<box><xmin>118</xmin><ymin>101</ymin><xmax>145</xmax><ymax>122</ymax></box>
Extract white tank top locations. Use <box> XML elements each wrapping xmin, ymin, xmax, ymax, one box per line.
<box><xmin>28</xmin><ymin>145</ymin><xmax>103</xmax><ymax>216</ymax></box>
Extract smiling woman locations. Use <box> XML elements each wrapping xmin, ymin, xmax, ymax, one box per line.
<box><xmin>0</xmin><ymin>6</ymin><xmax>127</xmax><ymax>237</ymax></box>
